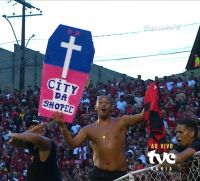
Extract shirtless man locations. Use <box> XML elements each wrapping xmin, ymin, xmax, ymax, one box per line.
<box><xmin>54</xmin><ymin>95</ymin><xmax>144</xmax><ymax>181</ymax></box>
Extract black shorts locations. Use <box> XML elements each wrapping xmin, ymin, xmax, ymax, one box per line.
<box><xmin>90</xmin><ymin>166</ymin><xmax>127</xmax><ymax>181</ymax></box>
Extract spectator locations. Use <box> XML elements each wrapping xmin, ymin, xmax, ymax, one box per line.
<box><xmin>171</xmin><ymin>119</ymin><xmax>200</xmax><ymax>180</ymax></box>
<box><xmin>117</xmin><ymin>95</ymin><xmax>127</xmax><ymax>115</ymax></box>
<box><xmin>173</xmin><ymin>119</ymin><xmax>200</xmax><ymax>163</ymax></box>
<box><xmin>194</xmin><ymin>54</ymin><xmax>200</xmax><ymax>68</ymax></box>
<box><xmin>71</xmin><ymin>121</ymin><xmax>81</xmax><ymax>135</ymax></box>
<box><xmin>9</xmin><ymin>121</ymin><xmax>62</xmax><ymax>181</ymax></box>
<box><xmin>53</xmin><ymin>96</ymin><xmax>144</xmax><ymax>181</ymax></box>
<box><xmin>0</xmin><ymin>70</ymin><xmax>200</xmax><ymax>180</ymax></box>
<box><xmin>165</xmin><ymin>77</ymin><xmax>174</xmax><ymax>92</ymax></box>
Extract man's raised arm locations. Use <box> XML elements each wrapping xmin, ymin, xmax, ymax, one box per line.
<box><xmin>171</xmin><ymin>148</ymin><xmax>196</xmax><ymax>163</ymax></box>
<box><xmin>9</xmin><ymin>132</ymin><xmax>51</xmax><ymax>151</ymax></box>
<box><xmin>9</xmin><ymin>123</ymin><xmax>50</xmax><ymax>150</ymax></box>
<box><xmin>53</xmin><ymin>112</ymin><xmax>87</xmax><ymax>149</ymax></box>
<box><xmin>120</xmin><ymin>109</ymin><xmax>144</xmax><ymax>128</ymax></box>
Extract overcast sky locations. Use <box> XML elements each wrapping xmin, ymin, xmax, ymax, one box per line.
<box><xmin>1</xmin><ymin>1</ymin><xmax>200</xmax><ymax>80</ymax></box>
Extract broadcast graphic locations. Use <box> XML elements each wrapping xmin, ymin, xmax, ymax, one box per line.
<box><xmin>147</xmin><ymin>143</ymin><xmax>175</xmax><ymax>171</ymax></box>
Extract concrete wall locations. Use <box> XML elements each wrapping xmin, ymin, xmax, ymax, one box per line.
<box><xmin>0</xmin><ymin>48</ymin><xmax>14</xmax><ymax>89</ymax></box>
<box><xmin>0</xmin><ymin>45</ymin><xmax>131</xmax><ymax>90</ymax></box>
<box><xmin>13</xmin><ymin>45</ymin><xmax>44</xmax><ymax>89</ymax></box>
<box><xmin>0</xmin><ymin>45</ymin><xmax>44</xmax><ymax>90</ymax></box>
<box><xmin>1</xmin><ymin>45</ymin><xmax>199</xmax><ymax>91</ymax></box>
<box><xmin>174</xmin><ymin>69</ymin><xmax>200</xmax><ymax>81</ymax></box>
<box><xmin>90</xmin><ymin>64</ymin><xmax>132</xmax><ymax>84</ymax></box>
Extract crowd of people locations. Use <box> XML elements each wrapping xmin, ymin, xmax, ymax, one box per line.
<box><xmin>0</xmin><ymin>72</ymin><xmax>200</xmax><ymax>180</ymax></box>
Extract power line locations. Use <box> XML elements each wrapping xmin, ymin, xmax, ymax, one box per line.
<box><xmin>93</xmin><ymin>22</ymin><xmax>200</xmax><ymax>38</ymax></box>
<box><xmin>4</xmin><ymin>0</ymin><xmax>42</xmax><ymax>90</ymax></box>
<box><xmin>0</xmin><ymin>38</ymin><xmax>47</xmax><ymax>46</ymax></box>
<box><xmin>0</xmin><ymin>40</ymin><xmax>191</xmax><ymax>63</ymax></box>
<box><xmin>95</xmin><ymin>55</ymin><xmax>189</xmax><ymax>65</ymax></box>
<box><xmin>0</xmin><ymin>22</ymin><xmax>199</xmax><ymax>45</ymax></box>
<box><xmin>94</xmin><ymin>46</ymin><xmax>191</xmax><ymax>60</ymax></box>
<box><xmin>94</xmin><ymin>50</ymin><xmax>191</xmax><ymax>62</ymax></box>
<box><xmin>0</xmin><ymin>24</ymin><xmax>198</xmax><ymax>47</ymax></box>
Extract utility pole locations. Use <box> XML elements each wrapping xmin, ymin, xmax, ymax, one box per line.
<box><xmin>3</xmin><ymin>0</ymin><xmax>42</xmax><ymax>90</ymax></box>
<box><xmin>21</xmin><ymin>2</ymin><xmax>26</xmax><ymax>90</ymax></box>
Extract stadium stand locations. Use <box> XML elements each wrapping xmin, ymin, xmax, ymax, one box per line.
<box><xmin>0</xmin><ymin>72</ymin><xmax>200</xmax><ymax>181</ymax></box>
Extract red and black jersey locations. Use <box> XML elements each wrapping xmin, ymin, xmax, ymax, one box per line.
<box><xmin>144</xmin><ymin>82</ymin><xmax>167</xmax><ymax>153</ymax></box>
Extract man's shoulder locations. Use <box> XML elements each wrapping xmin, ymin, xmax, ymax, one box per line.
<box><xmin>87</xmin><ymin>118</ymin><xmax>120</xmax><ymax>128</ymax></box>
<box><xmin>82</xmin><ymin>122</ymin><xmax>96</xmax><ymax>132</ymax></box>
<box><xmin>41</xmin><ymin>136</ymin><xmax>53</xmax><ymax>148</ymax></box>
<box><xmin>174</xmin><ymin>139</ymin><xmax>200</xmax><ymax>152</ymax></box>
<box><xmin>190</xmin><ymin>139</ymin><xmax>200</xmax><ymax>151</ymax></box>
<box><xmin>192</xmin><ymin>139</ymin><xmax>200</xmax><ymax>143</ymax></box>
<box><xmin>111</xmin><ymin>116</ymin><xmax>119</xmax><ymax>121</ymax></box>
<box><xmin>174</xmin><ymin>144</ymin><xmax>186</xmax><ymax>153</ymax></box>
<box><xmin>110</xmin><ymin>117</ymin><xmax>122</xmax><ymax>126</ymax></box>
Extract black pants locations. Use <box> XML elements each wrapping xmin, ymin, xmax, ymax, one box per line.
<box><xmin>90</xmin><ymin>166</ymin><xmax>127</xmax><ymax>181</ymax></box>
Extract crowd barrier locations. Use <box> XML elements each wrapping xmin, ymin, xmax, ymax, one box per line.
<box><xmin>114</xmin><ymin>151</ymin><xmax>200</xmax><ymax>181</ymax></box>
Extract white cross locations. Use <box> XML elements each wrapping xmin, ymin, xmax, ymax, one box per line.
<box><xmin>60</xmin><ymin>36</ymin><xmax>82</xmax><ymax>78</ymax></box>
